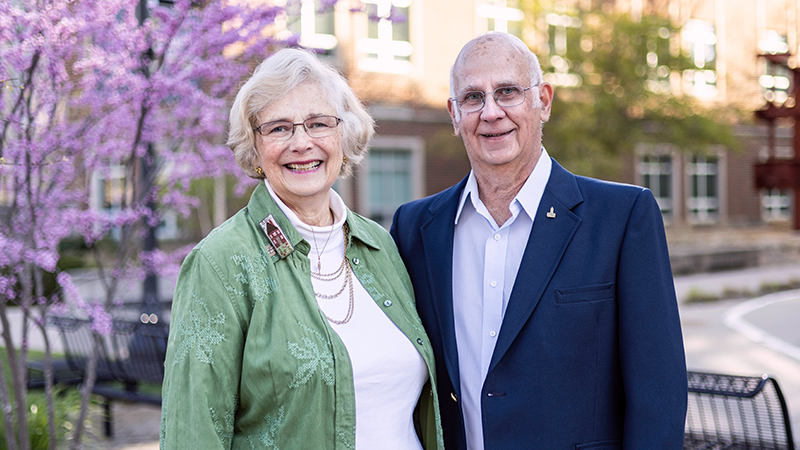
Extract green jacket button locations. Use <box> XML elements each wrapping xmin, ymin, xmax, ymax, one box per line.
<box><xmin>384</xmin><ymin>300</ymin><xmax>393</xmax><ymax>307</ymax></box>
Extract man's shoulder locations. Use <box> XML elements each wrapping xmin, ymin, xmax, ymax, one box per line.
<box><xmin>397</xmin><ymin>179</ymin><xmax>466</xmax><ymax>218</ymax></box>
<box><xmin>569</xmin><ymin>173</ymin><xmax>658</xmax><ymax>214</ymax></box>
<box><xmin>573</xmin><ymin>174</ymin><xmax>646</xmax><ymax>194</ymax></box>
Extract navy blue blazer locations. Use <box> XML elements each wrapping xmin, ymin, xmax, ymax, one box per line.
<box><xmin>391</xmin><ymin>159</ymin><xmax>687</xmax><ymax>450</ymax></box>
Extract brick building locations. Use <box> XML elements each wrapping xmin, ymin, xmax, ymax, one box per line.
<box><xmin>277</xmin><ymin>0</ymin><xmax>798</xmax><ymax>229</ymax></box>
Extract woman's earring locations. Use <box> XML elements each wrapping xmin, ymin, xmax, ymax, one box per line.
<box><xmin>255</xmin><ymin>166</ymin><xmax>265</xmax><ymax>177</ymax></box>
<box><xmin>342</xmin><ymin>156</ymin><xmax>348</xmax><ymax>166</ymax></box>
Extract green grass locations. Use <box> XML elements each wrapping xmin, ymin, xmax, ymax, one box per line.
<box><xmin>683</xmin><ymin>278</ymin><xmax>800</xmax><ymax>304</ymax></box>
<box><xmin>0</xmin><ymin>349</ymin><xmax>83</xmax><ymax>449</ymax></box>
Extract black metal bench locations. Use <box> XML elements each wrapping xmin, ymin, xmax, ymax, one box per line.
<box><xmin>27</xmin><ymin>311</ymin><xmax>169</xmax><ymax>437</ymax></box>
<box><xmin>685</xmin><ymin>370</ymin><xmax>796</xmax><ymax>450</ymax></box>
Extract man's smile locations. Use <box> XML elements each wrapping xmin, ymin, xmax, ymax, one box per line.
<box><xmin>481</xmin><ymin>129</ymin><xmax>513</xmax><ymax>138</ymax></box>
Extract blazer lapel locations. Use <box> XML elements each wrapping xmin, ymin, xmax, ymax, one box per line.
<box><xmin>419</xmin><ymin>177</ymin><xmax>467</xmax><ymax>395</ymax></box>
<box><xmin>489</xmin><ymin>160</ymin><xmax>584</xmax><ymax>372</ymax></box>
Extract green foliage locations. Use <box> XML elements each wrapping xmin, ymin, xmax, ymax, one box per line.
<box><xmin>1</xmin><ymin>350</ymin><xmax>82</xmax><ymax>449</ymax></box>
<box><xmin>529</xmin><ymin>4</ymin><xmax>741</xmax><ymax>179</ymax></box>
<box><xmin>0</xmin><ymin>389</ymin><xmax>82</xmax><ymax>450</ymax></box>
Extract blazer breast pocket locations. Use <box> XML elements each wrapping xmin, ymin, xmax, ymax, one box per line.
<box><xmin>555</xmin><ymin>282</ymin><xmax>614</xmax><ymax>304</ymax></box>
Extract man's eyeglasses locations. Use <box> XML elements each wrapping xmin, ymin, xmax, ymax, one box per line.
<box><xmin>254</xmin><ymin>115</ymin><xmax>342</xmax><ymax>141</ymax></box>
<box><xmin>451</xmin><ymin>85</ymin><xmax>538</xmax><ymax>113</ymax></box>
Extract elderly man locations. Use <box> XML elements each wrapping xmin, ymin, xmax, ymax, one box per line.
<box><xmin>391</xmin><ymin>32</ymin><xmax>687</xmax><ymax>450</ymax></box>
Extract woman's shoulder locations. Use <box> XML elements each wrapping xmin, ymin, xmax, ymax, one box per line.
<box><xmin>346</xmin><ymin>210</ymin><xmax>394</xmax><ymax>246</ymax></box>
<box><xmin>192</xmin><ymin>206</ymin><xmax>263</xmax><ymax>260</ymax></box>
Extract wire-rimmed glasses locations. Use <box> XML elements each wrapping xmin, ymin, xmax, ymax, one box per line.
<box><xmin>254</xmin><ymin>115</ymin><xmax>342</xmax><ymax>141</ymax></box>
<box><xmin>451</xmin><ymin>85</ymin><xmax>538</xmax><ymax>113</ymax></box>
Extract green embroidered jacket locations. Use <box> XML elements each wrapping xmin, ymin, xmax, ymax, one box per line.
<box><xmin>160</xmin><ymin>182</ymin><xmax>444</xmax><ymax>450</ymax></box>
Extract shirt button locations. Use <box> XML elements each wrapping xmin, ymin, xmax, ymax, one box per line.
<box><xmin>490</xmin><ymin>281</ymin><xmax>497</xmax><ymax>288</ymax></box>
<box><xmin>493</xmin><ymin>234</ymin><xmax>501</xmax><ymax>241</ymax></box>
<box><xmin>489</xmin><ymin>331</ymin><xmax>497</xmax><ymax>337</ymax></box>
<box><xmin>384</xmin><ymin>300</ymin><xmax>393</xmax><ymax>307</ymax></box>
<box><xmin>416</xmin><ymin>338</ymin><xmax>423</xmax><ymax>345</ymax></box>
<box><xmin>352</xmin><ymin>257</ymin><xmax>360</xmax><ymax>265</ymax></box>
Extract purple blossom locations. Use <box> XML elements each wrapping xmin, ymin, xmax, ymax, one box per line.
<box><xmin>57</xmin><ymin>272</ymin><xmax>83</xmax><ymax>305</ymax></box>
<box><xmin>86</xmin><ymin>302</ymin><xmax>113</xmax><ymax>336</ymax></box>
<box><xmin>387</xmin><ymin>6</ymin><xmax>408</xmax><ymax>24</ymax></box>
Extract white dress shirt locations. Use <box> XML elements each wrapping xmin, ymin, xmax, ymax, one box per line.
<box><xmin>452</xmin><ymin>149</ymin><xmax>552</xmax><ymax>450</ymax></box>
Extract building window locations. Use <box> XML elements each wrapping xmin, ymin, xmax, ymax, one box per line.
<box><xmin>367</xmin><ymin>150</ymin><xmax>412</xmax><ymax>228</ymax></box>
<box><xmin>91</xmin><ymin>165</ymin><xmax>132</xmax><ymax>213</ymax></box>
<box><xmin>762</xmin><ymin>188</ymin><xmax>792</xmax><ymax>221</ymax></box>
<box><xmin>682</xmin><ymin>19</ymin><xmax>717</xmax><ymax>98</ymax></box>
<box><xmin>478</xmin><ymin>0</ymin><xmax>523</xmax><ymax>36</ymax></box>
<box><xmin>90</xmin><ymin>165</ymin><xmax>179</xmax><ymax>240</ymax></box>
<box><xmin>357</xmin><ymin>0</ymin><xmax>412</xmax><ymax>74</ymax></box>
<box><xmin>759</xmin><ymin>29</ymin><xmax>789</xmax><ymax>54</ymax></box>
<box><xmin>90</xmin><ymin>165</ymin><xmax>132</xmax><ymax>240</ymax></box>
<box><xmin>687</xmin><ymin>155</ymin><xmax>719</xmax><ymax>224</ymax></box>
<box><xmin>759</xmin><ymin>31</ymin><xmax>791</xmax><ymax>105</ymax></box>
<box><xmin>543</xmin><ymin>8</ymin><xmax>582</xmax><ymax>87</ymax></box>
<box><xmin>288</xmin><ymin>0</ymin><xmax>337</xmax><ymax>54</ymax></box>
<box><xmin>359</xmin><ymin>136</ymin><xmax>424</xmax><ymax>229</ymax></box>
<box><xmin>638</xmin><ymin>153</ymin><xmax>674</xmax><ymax>222</ymax></box>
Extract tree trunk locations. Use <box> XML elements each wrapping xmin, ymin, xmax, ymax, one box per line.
<box><xmin>34</xmin><ymin>318</ymin><xmax>57</xmax><ymax>450</ymax></box>
<box><xmin>12</xmin><ymin>264</ymin><xmax>32</xmax><ymax>450</ymax></box>
<box><xmin>0</xmin><ymin>302</ymin><xmax>20</xmax><ymax>450</ymax></box>
<box><xmin>69</xmin><ymin>332</ymin><xmax>101</xmax><ymax>450</ymax></box>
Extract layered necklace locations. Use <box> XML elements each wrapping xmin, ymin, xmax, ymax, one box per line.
<box><xmin>310</xmin><ymin>223</ymin><xmax>354</xmax><ymax>325</ymax></box>
<box><xmin>310</xmin><ymin>209</ymin><xmax>335</xmax><ymax>272</ymax></box>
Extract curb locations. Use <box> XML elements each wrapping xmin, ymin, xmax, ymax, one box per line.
<box><xmin>723</xmin><ymin>289</ymin><xmax>800</xmax><ymax>364</ymax></box>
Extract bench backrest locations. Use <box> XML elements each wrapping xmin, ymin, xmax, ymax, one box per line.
<box><xmin>684</xmin><ymin>371</ymin><xmax>795</xmax><ymax>450</ymax></box>
<box><xmin>50</xmin><ymin>315</ymin><xmax>168</xmax><ymax>387</ymax></box>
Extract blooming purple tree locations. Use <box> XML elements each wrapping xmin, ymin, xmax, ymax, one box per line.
<box><xmin>0</xmin><ymin>0</ymin><xmax>342</xmax><ymax>448</ymax></box>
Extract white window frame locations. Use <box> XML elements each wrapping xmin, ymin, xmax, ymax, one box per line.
<box><xmin>686</xmin><ymin>154</ymin><xmax>722</xmax><ymax>225</ymax></box>
<box><xmin>636</xmin><ymin>146</ymin><xmax>678</xmax><ymax>224</ymax></box>
<box><xmin>358</xmin><ymin>136</ymin><xmax>424</xmax><ymax>229</ymax></box>
<box><xmin>297</xmin><ymin>0</ymin><xmax>338</xmax><ymax>52</ymax></box>
<box><xmin>357</xmin><ymin>0</ymin><xmax>413</xmax><ymax>74</ymax></box>
<box><xmin>759</xmin><ymin>31</ymin><xmax>792</xmax><ymax>105</ymax></box>
<box><xmin>761</xmin><ymin>188</ymin><xmax>793</xmax><ymax>222</ymax></box>
<box><xmin>682</xmin><ymin>19</ymin><xmax>718</xmax><ymax>98</ymax></box>
<box><xmin>89</xmin><ymin>165</ymin><xmax>180</xmax><ymax>240</ymax></box>
<box><xmin>542</xmin><ymin>10</ymin><xmax>582</xmax><ymax>88</ymax></box>
<box><xmin>477</xmin><ymin>0</ymin><xmax>523</xmax><ymax>35</ymax></box>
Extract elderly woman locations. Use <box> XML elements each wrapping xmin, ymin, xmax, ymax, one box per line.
<box><xmin>160</xmin><ymin>49</ymin><xmax>443</xmax><ymax>449</ymax></box>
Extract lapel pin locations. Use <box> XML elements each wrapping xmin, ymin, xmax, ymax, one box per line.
<box><xmin>260</xmin><ymin>214</ymin><xmax>295</xmax><ymax>259</ymax></box>
<box><xmin>546</xmin><ymin>207</ymin><xmax>556</xmax><ymax>219</ymax></box>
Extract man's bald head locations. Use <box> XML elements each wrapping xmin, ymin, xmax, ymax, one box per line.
<box><xmin>449</xmin><ymin>32</ymin><xmax>543</xmax><ymax>99</ymax></box>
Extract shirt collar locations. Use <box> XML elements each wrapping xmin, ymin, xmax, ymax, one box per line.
<box><xmin>455</xmin><ymin>147</ymin><xmax>552</xmax><ymax>225</ymax></box>
<box><xmin>264</xmin><ymin>179</ymin><xmax>347</xmax><ymax>231</ymax></box>
<box><xmin>254</xmin><ymin>179</ymin><xmax>382</xmax><ymax>251</ymax></box>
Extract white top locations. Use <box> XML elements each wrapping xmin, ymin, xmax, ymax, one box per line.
<box><xmin>451</xmin><ymin>149</ymin><xmax>552</xmax><ymax>450</ymax></box>
<box><xmin>265</xmin><ymin>181</ymin><xmax>428</xmax><ymax>450</ymax></box>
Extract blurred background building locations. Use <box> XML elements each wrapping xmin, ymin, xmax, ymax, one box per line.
<box><xmin>88</xmin><ymin>0</ymin><xmax>799</xmax><ymax>234</ymax></box>
<box><xmin>279</xmin><ymin>0</ymin><xmax>798</xmax><ymax>230</ymax></box>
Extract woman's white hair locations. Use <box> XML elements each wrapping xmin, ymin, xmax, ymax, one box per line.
<box><xmin>228</xmin><ymin>48</ymin><xmax>375</xmax><ymax>179</ymax></box>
